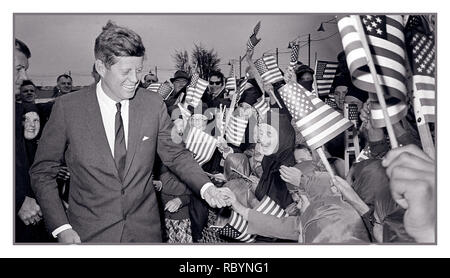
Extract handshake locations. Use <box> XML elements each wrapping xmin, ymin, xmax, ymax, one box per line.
<box><xmin>203</xmin><ymin>186</ymin><xmax>249</xmax><ymax>219</ymax></box>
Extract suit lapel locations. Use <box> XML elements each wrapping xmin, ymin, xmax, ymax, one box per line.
<box><xmin>123</xmin><ymin>92</ymin><xmax>144</xmax><ymax>179</ymax></box>
<box><xmin>85</xmin><ymin>87</ymin><xmax>120</xmax><ymax>180</ymax></box>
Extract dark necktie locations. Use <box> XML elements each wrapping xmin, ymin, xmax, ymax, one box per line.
<box><xmin>114</xmin><ymin>102</ymin><xmax>127</xmax><ymax>180</ymax></box>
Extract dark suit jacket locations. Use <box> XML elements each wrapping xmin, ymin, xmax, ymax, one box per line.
<box><xmin>30</xmin><ymin>85</ymin><xmax>210</xmax><ymax>243</ymax></box>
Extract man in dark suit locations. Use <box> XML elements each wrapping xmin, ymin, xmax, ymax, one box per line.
<box><xmin>30</xmin><ymin>21</ymin><xmax>228</xmax><ymax>243</ymax></box>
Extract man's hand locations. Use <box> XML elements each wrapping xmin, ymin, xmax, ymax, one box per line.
<box><xmin>165</xmin><ymin>197</ymin><xmax>182</xmax><ymax>213</ymax></box>
<box><xmin>153</xmin><ymin>180</ymin><xmax>163</xmax><ymax>191</ymax></box>
<box><xmin>382</xmin><ymin>144</ymin><xmax>435</xmax><ymax>243</ymax></box>
<box><xmin>203</xmin><ymin>185</ymin><xmax>230</xmax><ymax>208</ymax></box>
<box><xmin>279</xmin><ymin>165</ymin><xmax>302</xmax><ymax>187</ymax></box>
<box><xmin>57</xmin><ymin>228</ymin><xmax>81</xmax><ymax>244</ymax></box>
<box><xmin>57</xmin><ymin>166</ymin><xmax>70</xmax><ymax>181</ymax></box>
<box><xmin>220</xmin><ymin>187</ymin><xmax>249</xmax><ymax>220</ymax></box>
<box><xmin>332</xmin><ymin>176</ymin><xmax>370</xmax><ymax>216</ymax></box>
<box><xmin>18</xmin><ymin>196</ymin><xmax>42</xmax><ymax>225</ymax></box>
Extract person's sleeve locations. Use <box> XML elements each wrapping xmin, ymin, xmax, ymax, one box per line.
<box><xmin>29</xmin><ymin>99</ymin><xmax>70</xmax><ymax>232</ymax></box>
<box><xmin>155</xmin><ymin>99</ymin><xmax>211</xmax><ymax>197</ymax></box>
<box><xmin>247</xmin><ymin>209</ymin><xmax>300</xmax><ymax>241</ymax></box>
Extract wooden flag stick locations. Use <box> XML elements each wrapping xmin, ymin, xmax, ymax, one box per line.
<box><xmin>316</xmin><ymin>146</ymin><xmax>335</xmax><ymax>179</ymax></box>
<box><xmin>352</xmin><ymin>15</ymin><xmax>399</xmax><ymax>149</ymax></box>
<box><xmin>413</xmin><ymin>95</ymin><xmax>436</xmax><ymax>159</ymax></box>
<box><xmin>244</xmin><ymin>50</ymin><xmax>283</xmax><ymax>108</ymax></box>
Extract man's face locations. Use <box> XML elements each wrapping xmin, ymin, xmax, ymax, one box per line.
<box><xmin>99</xmin><ymin>56</ymin><xmax>144</xmax><ymax>102</ymax></box>
<box><xmin>20</xmin><ymin>84</ymin><xmax>36</xmax><ymax>103</ymax></box>
<box><xmin>172</xmin><ymin>78</ymin><xmax>188</xmax><ymax>94</ymax></box>
<box><xmin>142</xmin><ymin>74</ymin><xmax>157</xmax><ymax>88</ymax></box>
<box><xmin>294</xmin><ymin>148</ymin><xmax>312</xmax><ymax>164</ymax></box>
<box><xmin>23</xmin><ymin>111</ymin><xmax>40</xmax><ymax>140</ymax></box>
<box><xmin>14</xmin><ymin>50</ymin><xmax>29</xmax><ymax>95</ymax></box>
<box><xmin>333</xmin><ymin>85</ymin><xmax>348</xmax><ymax>110</ymax></box>
<box><xmin>57</xmin><ymin>76</ymin><xmax>73</xmax><ymax>94</ymax></box>
<box><xmin>208</xmin><ymin>75</ymin><xmax>223</xmax><ymax>95</ymax></box>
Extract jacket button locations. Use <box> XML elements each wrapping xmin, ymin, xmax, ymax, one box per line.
<box><xmin>121</xmin><ymin>189</ymin><xmax>125</xmax><ymax>195</ymax></box>
<box><xmin>123</xmin><ymin>214</ymin><xmax>127</xmax><ymax>221</ymax></box>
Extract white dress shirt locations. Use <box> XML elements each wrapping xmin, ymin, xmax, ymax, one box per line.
<box><xmin>96</xmin><ymin>81</ymin><xmax>129</xmax><ymax>155</ymax></box>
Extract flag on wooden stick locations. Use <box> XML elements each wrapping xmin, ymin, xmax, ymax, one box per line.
<box><xmin>185</xmin><ymin>72</ymin><xmax>208</xmax><ymax>108</ymax></box>
<box><xmin>279</xmin><ymin>82</ymin><xmax>353</xmax><ymax>149</ymax></box>
<box><xmin>185</xmin><ymin>127</ymin><xmax>217</xmax><ymax>166</ymax></box>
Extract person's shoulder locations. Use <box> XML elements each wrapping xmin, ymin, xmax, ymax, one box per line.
<box><xmin>56</xmin><ymin>85</ymin><xmax>95</xmax><ymax>104</ymax></box>
<box><xmin>134</xmin><ymin>87</ymin><xmax>165</xmax><ymax>106</ymax></box>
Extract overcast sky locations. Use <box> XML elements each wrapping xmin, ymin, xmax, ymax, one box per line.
<box><xmin>14</xmin><ymin>14</ymin><xmax>343</xmax><ymax>86</ymax></box>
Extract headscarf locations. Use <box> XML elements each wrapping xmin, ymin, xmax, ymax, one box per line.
<box><xmin>254</xmin><ymin>111</ymin><xmax>295</xmax><ymax>209</ymax></box>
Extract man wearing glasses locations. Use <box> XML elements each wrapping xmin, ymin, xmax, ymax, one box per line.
<box><xmin>202</xmin><ymin>71</ymin><xmax>230</xmax><ymax>109</ymax></box>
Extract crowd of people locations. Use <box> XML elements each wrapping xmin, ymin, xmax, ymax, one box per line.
<box><xmin>14</xmin><ymin>18</ymin><xmax>436</xmax><ymax>244</ymax></box>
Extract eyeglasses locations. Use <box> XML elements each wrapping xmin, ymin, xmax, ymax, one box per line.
<box><xmin>209</xmin><ymin>81</ymin><xmax>222</xmax><ymax>85</ymax></box>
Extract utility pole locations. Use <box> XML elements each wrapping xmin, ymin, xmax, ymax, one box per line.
<box><xmin>239</xmin><ymin>56</ymin><xmax>242</xmax><ymax>78</ymax></box>
<box><xmin>308</xmin><ymin>34</ymin><xmax>311</xmax><ymax>67</ymax></box>
<box><xmin>155</xmin><ymin>66</ymin><xmax>158</xmax><ymax>76</ymax></box>
<box><xmin>276</xmin><ymin>48</ymin><xmax>279</xmax><ymax>65</ymax></box>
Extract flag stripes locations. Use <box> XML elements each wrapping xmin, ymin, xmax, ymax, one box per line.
<box><xmin>225</xmin><ymin>114</ymin><xmax>248</xmax><ymax>146</ymax></box>
<box><xmin>254</xmin><ymin>55</ymin><xmax>284</xmax><ymax>84</ymax></box>
<box><xmin>255</xmin><ymin>195</ymin><xmax>289</xmax><ymax>218</ymax></box>
<box><xmin>279</xmin><ymin>82</ymin><xmax>353</xmax><ymax>150</ymax></box>
<box><xmin>185</xmin><ymin>127</ymin><xmax>217</xmax><ymax>166</ymax></box>
<box><xmin>185</xmin><ymin>73</ymin><xmax>208</xmax><ymax>108</ymax></box>
<box><xmin>338</xmin><ymin>15</ymin><xmax>408</xmax><ymax>102</ymax></box>
<box><xmin>314</xmin><ymin>60</ymin><xmax>339</xmax><ymax>96</ymax></box>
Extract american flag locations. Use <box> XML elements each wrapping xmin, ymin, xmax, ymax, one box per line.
<box><xmin>185</xmin><ymin>127</ymin><xmax>217</xmax><ymax>166</ymax></box>
<box><xmin>185</xmin><ymin>72</ymin><xmax>208</xmax><ymax>108</ymax></box>
<box><xmin>254</xmin><ymin>97</ymin><xmax>270</xmax><ymax>116</ymax></box>
<box><xmin>289</xmin><ymin>42</ymin><xmax>300</xmax><ymax>68</ymax></box>
<box><xmin>225</xmin><ymin>64</ymin><xmax>237</xmax><ymax>91</ymax></box>
<box><xmin>338</xmin><ymin>15</ymin><xmax>408</xmax><ymax>102</ymax></box>
<box><xmin>225</xmin><ymin>114</ymin><xmax>248</xmax><ymax>146</ymax></box>
<box><xmin>314</xmin><ymin>60</ymin><xmax>339</xmax><ymax>96</ymax></box>
<box><xmin>325</xmin><ymin>96</ymin><xmax>338</xmax><ymax>109</ymax></box>
<box><xmin>279</xmin><ymin>82</ymin><xmax>353</xmax><ymax>150</ymax></box>
<box><xmin>255</xmin><ymin>195</ymin><xmax>289</xmax><ymax>218</ymax></box>
<box><xmin>405</xmin><ymin>15</ymin><xmax>436</xmax><ymax>124</ymax></box>
<box><xmin>247</xmin><ymin>21</ymin><xmax>261</xmax><ymax>50</ymax></box>
<box><xmin>213</xmin><ymin>210</ymin><xmax>256</xmax><ymax>243</ymax></box>
<box><xmin>235</xmin><ymin>74</ymin><xmax>249</xmax><ymax>104</ymax></box>
<box><xmin>214</xmin><ymin>195</ymin><xmax>288</xmax><ymax>242</ymax></box>
<box><xmin>254</xmin><ymin>55</ymin><xmax>284</xmax><ymax>85</ymax></box>
<box><xmin>148</xmin><ymin>81</ymin><xmax>173</xmax><ymax>100</ymax></box>
<box><xmin>370</xmin><ymin>100</ymin><xmax>408</xmax><ymax>128</ymax></box>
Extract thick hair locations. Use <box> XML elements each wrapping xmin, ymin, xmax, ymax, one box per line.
<box><xmin>15</xmin><ymin>39</ymin><xmax>31</xmax><ymax>58</ymax></box>
<box><xmin>208</xmin><ymin>70</ymin><xmax>224</xmax><ymax>84</ymax></box>
<box><xmin>20</xmin><ymin>80</ymin><xmax>36</xmax><ymax>89</ymax></box>
<box><xmin>57</xmin><ymin>74</ymin><xmax>72</xmax><ymax>83</ymax></box>
<box><xmin>94</xmin><ymin>20</ymin><xmax>145</xmax><ymax>68</ymax></box>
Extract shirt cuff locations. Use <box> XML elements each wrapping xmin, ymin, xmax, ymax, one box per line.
<box><xmin>200</xmin><ymin>182</ymin><xmax>215</xmax><ymax>199</ymax></box>
<box><xmin>52</xmin><ymin>224</ymin><xmax>73</xmax><ymax>238</ymax></box>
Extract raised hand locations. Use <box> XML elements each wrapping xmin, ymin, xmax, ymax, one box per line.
<box><xmin>57</xmin><ymin>166</ymin><xmax>70</xmax><ymax>181</ymax></box>
<box><xmin>279</xmin><ymin>165</ymin><xmax>302</xmax><ymax>187</ymax></box>
<box><xmin>382</xmin><ymin>144</ymin><xmax>435</xmax><ymax>243</ymax></box>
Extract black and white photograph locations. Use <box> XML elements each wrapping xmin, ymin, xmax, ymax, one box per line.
<box><xmin>7</xmin><ymin>0</ymin><xmax>445</xmax><ymax>261</ymax></box>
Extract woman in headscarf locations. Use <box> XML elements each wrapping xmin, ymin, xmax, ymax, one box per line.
<box><xmin>16</xmin><ymin>103</ymin><xmax>55</xmax><ymax>242</ymax></box>
<box><xmin>253</xmin><ymin>110</ymin><xmax>296</xmax><ymax>209</ymax></box>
